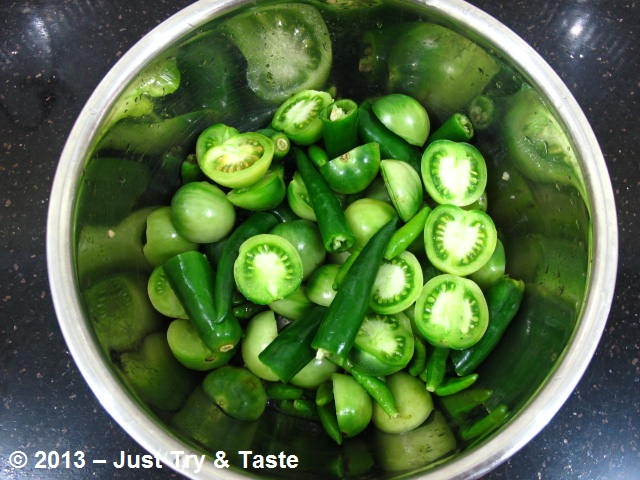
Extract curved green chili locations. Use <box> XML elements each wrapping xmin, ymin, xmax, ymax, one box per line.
<box><xmin>451</xmin><ymin>276</ymin><xmax>525</xmax><ymax>376</ymax></box>
<box><xmin>163</xmin><ymin>251</ymin><xmax>242</xmax><ymax>353</ymax></box>
<box><xmin>213</xmin><ymin>211</ymin><xmax>279</xmax><ymax>325</ymax></box>
<box><xmin>293</xmin><ymin>148</ymin><xmax>355</xmax><ymax>253</ymax></box>
<box><xmin>423</xmin><ymin>346</ymin><xmax>449</xmax><ymax>392</ymax></box>
<box><xmin>384</xmin><ymin>205</ymin><xmax>431</xmax><ymax>260</ymax></box>
<box><xmin>257</xmin><ymin>128</ymin><xmax>291</xmax><ymax>159</ymax></box>
<box><xmin>348</xmin><ymin>365</ymin><xmax>399</xmax><ymax>418</ymax></box>
<box><xmin>460</xmin><ymin>404</ymin><xmax>510</xmax><ymax>442</ymax></box>
<box><xmin>434</xmin><ymin>373</ymin><xmax>479</xmax><ymax>397</ymax></box>
<box><xmin>312</xmin><ymin>216</ymin><xmax>398</xmax><ymax>361</ymax></box>
<box><xmin>259</xmin><ymin>305</ymin><xmax>327</xmax><ymax>382</ymax></box>
<box><xmin>427</xmin><ymin>112</ymin><xmax>474</xmax><ymax>143</ymax></box>
<box><xmin>408</xmin><ymin>336</ymin><xmax>428</xmax><ymax>377</ymax></box>
<box><xmin>439</xmin><ymin>388</ymin><xmax>494</xmax><ymax>423</ymax></box>
<box><xmin>357</xmin><ymin>101</ymin><xmax>421</xmax><ymax>172</ymax></box>
<box><xmin>321</xmin><ymin>98</ymin><xmax>359</xmax><ymax>158</ymax></box>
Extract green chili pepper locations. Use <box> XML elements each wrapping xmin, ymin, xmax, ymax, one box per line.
<box><xmin>321</xmin><ymin>98</ymin><xmax>359</xmax><ymax>157</ymax></box>
<box><xmin>332</xmin><ymin>248</ymin><xmax>361</xmax><ymax>290</ymax></box>
<box><xmin>258</xmin><ymin>305</ymin><xmax>327</xmax><ymax>382</ymax></box>
<box><xmin>408</xmin><ymin>336</ymin><xmax>428</xmax><ymax>377</ymax></box>
<box><xmin>427</xmin><ymin>112</ymin><xmax>474</xmax><ymax>143</ymax></box>
<box><xmin>423</xmin><ymin>346</ymin><xmax>449</xmax><ymax>392</ymax></box>
<box><xmin>451</xmin><ymin>276</ymin><xmax>525</xmax><ymax>376</ymax></box>
<box><xmin>293</xmin><ymin>148</ymin><xmax>356</xmax><ymax>253</ymax></box>
<box><xmin>315</xmin><ymin>380</ymin><xmax>334</xmax><ymax>407</ymax></box>
<box><xmin>384</xmin><ymin>205</ymin><xmax>431</xmax><ymax>260</ymax></box>
<box><xmin>460</xmin><ymin>404</ymin><xmax>510</xmax><ymax>442</ymax></box>
<box><xmin>434</xmin><ymin>373</ymin><xmax>479</xmax><ymax>397</ymax></box>
<box><xmin>316</xmin><ymin>401</ymin><xmax>343</xmax><ymax>445</ymax></box>
<box><xmin>468</xmin><ymin>94</ymin><xmax>497</xmax><ymax>131</ymax></box>
<box><xmin>232</xmin><ymin>302</ymin><xmax>267</xmax><ymax>320</ymax></box>
<box><xmin>357</xmin><ymin>100</ymin><xmax>421</xmax><ymax>172</ymax></box>
<box><xmin>276</xmin><ymin>397</ymin><xmax>319</xmax><ymax>420</ymax></box>
<box><xmin>348</xmin><ymin>365</ymin><xmax>399</xmax><ymax>418</ymax></box>
<box><xmin>439</xmin><ymin>388</ymin><xmax>493</xmax><ymax>422</ymax></box>
<box><xmin>312</xmin><ymin>216</ymin><xmax>398</xmax><ymax>361</ymax></box>
<box><xmin>257</xmin><ymin>128</ymin><xmax>291</xmax><ymax>159</ymax></box>
<box><xmin>163</xmin><ymin>251</ymin><xmax>242</xmax><ymax>353</ymax></box>
<box><xmin>213</xmin><ymin>212</ymin><xmax>279</xmax><ymax>325</ymax></box>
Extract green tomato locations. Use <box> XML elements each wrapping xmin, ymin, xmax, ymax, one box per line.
<box><xmin>469</xmin><ymin>238</ymin><xmax>506</xmax><ymax>289</ymax></box>
<box><xmin>344</xmin><ymin>198</ymin><xmax>397</xmax><ymax>248</ymax></box>
<box><xmin>199</xmin><ymin>132</ymin><xmax>274</xmax><ymax>189</ymax></box>
<box><xmin>414</xmin><ymin>274</ymin><xmax>489</xmax><ymax>350</ymax></box>
<box><xmin>388</xmin><ymin>23</ymin><xmax>500</xmax><ymax>122</ymax></box>
<box><xmin>167</xmin><ymin>318</ymin><xmax>234</xmax><ymax>371</ymax></box>
<box><xmin>227</xmin><ymin>167</ymin><xmax>286</xmax><ymax>211</ymax></box>
<box><xmin>287</xmin><ymin>172</ymin><xmax>317</xmax><ymax>221</ymax></box>
<box><xmin>223</xmin><ymin>3</ymin><xmax>332</xmax><ymax>104</ymax></box>
<box><xmin>202</xmin><ymin>366</ymin><xmax>267</xmax><ymax>421</ymax></box>
<box><xmin>421</xmin><ymin>140</ymin><xmax>488</xmax><ymax>207</ymax></box>
<box><xmin>143</xmin><ymin>207</ymin><xmax>198</xmax><ymax>266</ymax></box>
<box><xmin>147</xmin><ymin>265</ymin><xmax>188</xmax><ymax>319</ymax></box>
<box><xmin>241</xmin><ymin>310</ymin><xmax>280</xmax><ymax>381</ymax></box>
<box><xmin>290</xmin><ymin>356</ymin><xmax>338</xmax><ymax>389</ymax></box>
<box><xmin>270</xmin><ymin>219</ymin><xmax>326</xmax><ymax>279</ymax></box>
<box><xmin>424</xmin><ymin>204</ymin><xmax>497</xmax><ymax>277</ymax></box>
<box><xmin>233</xmin><ymin>234</ymin><xmax>304</xmax><ymax>305</ymax></box>
<box><xmin>306</xmin><ymin>263</ymin><xmax>340</xmax><ymax>307</ymax></box>
<box><xmin>372</xmin><ymin>93</ymin><xmax>430</xmax><ymax>147</ymax></box>
<box><xmin>380</xmin><ymin>159</ymin><xmax>424</xmax><ymax>222</ymax></box>
<box><xmin>272</xmin><ymin>90</ymin><xmax>334</xmax><ymax>145</ymax></box>
<box><xmin>195</xmin><ymin>123</ymin><xmax>239</xmax><ymax>162</ymax></box>
<box><xmin>332</xmin><ymin>373</ymin><xmax>372</xmax><ymax>438</ymax></box>
<box><xmin>170</xmin><ymin>182</ymin><xmax>236</xmax><ymax>244</ymax></box>
<box><xmin>372</xmin><ymin>372</ymin><xmax>434</xmax><ymax>434</ymax></box>
<box><xmin>319</xmin><ymin>142</ymin><xmax>381</xmax><ymax>194</ymax></box>
<box><xmin>349</xmin><ymin>312</ymin><xmax>415</xmax><ymax>376</ymax></box>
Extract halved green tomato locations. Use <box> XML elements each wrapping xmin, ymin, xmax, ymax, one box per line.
<box><xmin>227</xmin><ymin>167</ymin><xmax>286</xmax><ymax>211</ymax></box>
<box><xmin>319</xmin><ymin>142</ymin><xmax>381</xmax><ymax>194</ymax></box>
<box><xmin>380</xmin><ymin>159</ymin><xmax>424</xmax><ymax>221</ymax></box>
<box><xmin>421</xmin><ymin>139</ymin><xmax>487</xmax><ymax>207</ymax></box>
<box><xmin>147</xmin><ymin>265</ymin><xmax>188</xmax><ymax>319</ymax></box>
<box><xmin>286</xmin><ymin>171</ymin><xmax>317</xmax><ymax>221</ymax></box>
<box><xmin>349</xmin><ymin>312</ymin><xmax>415</xmax><ymax>376</ymax></box>
<box><xmin>372</xmin><ymin>93</ymin><xmax>430</xmax><ymax>147</ymax></box>
<box><xmin>424</xmin><ymin>204</ymin><xmax>497</xmax><ymax>276</ymax></box>
<box><xmin>199</xmin><ymin>132</ymin><xmax>274</xmax><ymax>188</ymax></box>
<box><xmin>414</xmin><ymin>274</ymin><xmax>489</xmax><ymax>349</ymax></box>
<box><xmin>233</xmin><ymin>234</ymin><xmax>303</xmax><ymax>304</ymax></box>
<box><xmin>223</xmin><ymin>3</ymin><xmax>332</xmax><ymax>104</ymax></box>
<box><xmin>332</xmin><ymin>373</ymin><xmax>373</xmax><ymax>437</ymax></box>
<box><xmin>167</xmin><ymin>318</ymin><xmax>234</xmax><ymax>371</ymax></box>
<box><xmin>272</xmin><ymin>90</ymin><xmax>333</xmax><ymax>145</ymax></box>
<box><xmin>370</xmin><ymin>251</ymin><xmax>423</xmax><ymax>314</ymax></box>
<box><xmin>195</xmin><ymin>123</ymin><xmax>239</xmax><ymax>162</ymax></box>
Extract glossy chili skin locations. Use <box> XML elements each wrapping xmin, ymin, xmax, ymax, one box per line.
<box><xmin>312</xmin><ymin>216</ymin><xmax>398</xmax><ymax>361</ymax></box>
<box><xmin>212</xmin><ymin>211</ymin><xmax>279</xmax><ymax>325</ymax></box>
<box><xmin>293</xmin><ymin>148</ymin><xmax>355</xmax><ymax>253</ymax></box>
<box><xmin>258</xmin><ymin>305</ymin><xmax>327</xmax><ymax>382</ymax></box>
<box><xmin>321</xmin><ymin>98</ymin><xmax>359</xmax><ymax>157</ymax></box>
<box><xmin>451</xmin><ymin>276</ymin><xmax>525</xmax><ymax>376</ymax></box>
<box><xmin>163</xmin><ymin>250</ymin><xmax>242</xmax><ymax>353</ymax></box>
<box><xmin>357</xmin><ymin>101</ymin><xmax>421</xmax><ymax>172</ymax></box>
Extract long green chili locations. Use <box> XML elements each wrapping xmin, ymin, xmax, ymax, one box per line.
<box><xmin>213</xmin><ymin>211</ymin><xmax>279</xmax><ymax>325</ymax></box>
<box><xmin>293</xmin><ymin>148</ymin><xmax>355</xmax><ymax>253</ymax></box>
<box><xmin>451</xmin><ymin>276</ymin><xmax>525</xmax><ymax>376</ymax></box>
<box><xmin>427</xmin><ymin>112</ymin><xmax>474</xmax><ymax>143</ymax></box>
<box><xmin>259</xmin><ymin>305</ymin><xmax>327</xmax><ymax>382</ymax></box>
<box><xmin>312</xmin><ymin>216</ymin><xmax>398</xmax><ymax>361</ymax></box>
<box><xmin>163</xmin><ymin>251</ymin><xmax>242</xmax><ymax>353</ymax></box>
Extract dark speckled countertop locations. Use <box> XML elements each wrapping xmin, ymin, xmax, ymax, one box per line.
<box><xmin>1</xmin><ymin>1</ymin><xmax>638</xmax><ymax>479</ymax></box>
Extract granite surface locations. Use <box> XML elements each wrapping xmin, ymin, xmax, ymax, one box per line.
<box><xmin>1</xmin><ymin>0</ymin><xmax>638</xmax><ymax>479</ymax></box>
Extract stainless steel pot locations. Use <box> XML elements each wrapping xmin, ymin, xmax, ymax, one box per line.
<box><xmin>47</xmin><ymin>0</ymin><xmax>618</xmax><ymax>478</ymax></box>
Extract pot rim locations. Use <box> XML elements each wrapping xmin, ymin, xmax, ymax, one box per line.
<box><xmin>46</xmin><ymin>0</ymin><xmax>618</xmax><ymax>478</ymax></box>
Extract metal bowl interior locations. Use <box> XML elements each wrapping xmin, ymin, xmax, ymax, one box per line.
<box><xmin>47</xmin><ymin>0</ymin><xmax>617</xmax><ymax>478</ymax></box>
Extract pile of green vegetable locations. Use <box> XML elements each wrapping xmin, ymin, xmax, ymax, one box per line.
<box><xmin>117</xmin><ymin>83</ymin><xmax>523</xmax><ymax>450</ymax></box>
<box><xmin>75</xmin><ymin>2</ymin><xmax>598</xmax><ymax>474</ymax></box>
